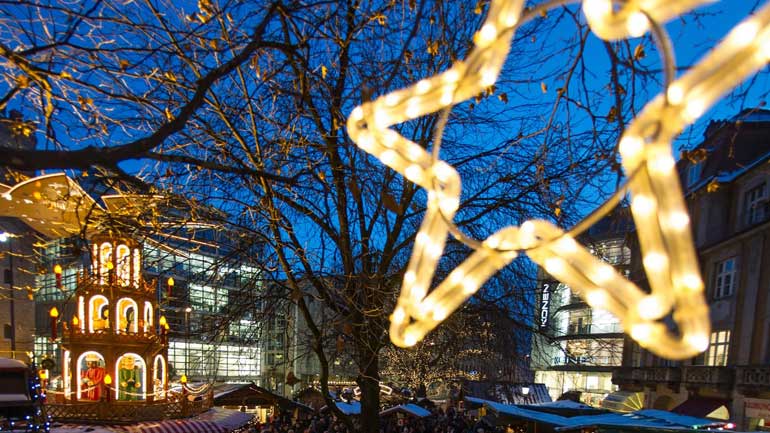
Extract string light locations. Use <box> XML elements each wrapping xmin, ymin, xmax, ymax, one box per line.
<box><xmin>347</xmin><ymin>0</ymin><xmax>770</xmax><ymax>359</ymax></box>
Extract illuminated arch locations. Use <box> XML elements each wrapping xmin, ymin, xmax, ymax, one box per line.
<box><xmin>88</xmin><ymin>295</ymin><xmax>109</xmax><ymax>332</ymax></box>
<box><xmin>132</xmin><ymin>248</ymin><xmax>141</xmax><ymax>287</ymax></box>
<box><xmin>143</xmin><ymin>302</ymin><xmax>153</xmax><ymax>333</ymax></box>
<box><xmin>63</xmin><ymin>350</ymin><xmax>71</xmax><ymax>399</ymax></box>
<box><xmin>116</xmin><ymin>297</ymin><xmax>139</xmax><ymax>334</ymax></box>
<box><xmin>91</xmin><ymin>244</ymin><xmax>98</xmax><ymax>279</ymax></box>
<box><xmin>99</xmin><ymin>242</ymin><xmax>112</xmax><ymax>285</ymax></box>
<box><xmin>115</xmin><ymin>353</ymin><xmax>146</xmax><ymax>400</ymax></box>
<box><xmin>76</xmin><ymin>351</ymin><xmax>105</xmax><ymax>401</ymax></box>
<box><xmin>78</xmin><ymin>296</ymin><xmax>86</xmax><ymax>332</ymax></box>
<box><xmin>116</xmin><ymin>244</ymin><xmax>130</xmax><ymax>287</ymax></box>
<box><xmin>153</xmin><ymin>354</ymin><xmax>166</xmax><ymax>399</ymax></box>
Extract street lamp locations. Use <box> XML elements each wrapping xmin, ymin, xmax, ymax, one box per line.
<box><xmin>1</xmin><ymin>232</ymin><xmax>16</xmax><ymax>356</ymax></box>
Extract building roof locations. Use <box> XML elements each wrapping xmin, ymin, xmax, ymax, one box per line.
<box><xmin>681</xmin><ymin>108</ymin><xmax>770</xmax><ymax>194</ymax></box>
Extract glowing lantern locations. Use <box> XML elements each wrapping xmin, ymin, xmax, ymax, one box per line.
<box><xmin>166</xmin><ymin>277</ymin><xmax>174</xmax><ymax>297</ymax></box>
<box><xmin>180</xmin><ymin>374</ymin><xmax>187</xmax><ymax>384</ymax></box>
<box><xmin>49</xmin><ymin>307</ymin><xmax>59</xmax><ymax>340</ymax></box>
<box><xmin>54</xmin><ymin>264</ymin><xmax>63</xmax><ymax>289</ymax></box>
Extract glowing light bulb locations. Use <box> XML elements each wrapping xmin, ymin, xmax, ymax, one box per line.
<box><xmin>586</xmin><ymin>290</ymin><xmax>608</xmax><ymax>307</ymax></box>
<box><xmin>687</xmin><ymin>333</ymin><xmax>710</xmax><ymax>351</ymax></box>
<box><xmin>392</xmin><ymin>308</ymin><xmax>406</xmax><ymax>324</ymax></box>
<box><xmin>685</xmin><ymin>98</ymin><xmax>706</xmax><ymax>121</ymax></box>
<box><xmin>462</xmin><ymin>278</ymin><xmax>478</xmax><ymax>294</ymax></box>
<box><xmin>416</xmin><ymin>79</ymin><xmax>432</xmax><ymax>94</ymax></box>
<box><xmin>666</xmin><ymin>84</ymin><xmax>685</xmax><ymax>105</ymax></box>
<box><xmin>582</xmin><ymin>0</ymin><xmax>611</xmax><ymax>18</ymax></box>
<box><xmin>556</xmin><ymin>236</ymin><xmax>578</xmax><ymax>253</ymax></box>
<box><xmin>439</xmin><ymin>196</ymin><xmax>460</xmax><ymax>213</ymax></box>
<box><xmin>503</xmin><ymin>11</ymin><xmax>518</xmax><ymax>27</ymax></box>
<box><xmin>449</xmin><ymin>270</ymin><xmax>465</xmax><ymax>285</ymax></box>
<box><xmin>440</xmin><ymin>88</ymin><xmax>454</xmax><ymax>105</ymax></box>
<box><xmin>637</xmin><ymin>295</ymin><xmax>665</xmax><ymax>320</ymax></box>
<box><xmin>350</xmin><ymin>106</ymin><xmax>364</xmax><ymax>121</ymax></box>
<box><xmin>477</xmin><ymin>24</ymin><xmax>498</xmax><ymax>47</ymax></box>
<box><xmin>405</xmin><ymin>102</ymin><xmax>420</xmax><ymax>119</ymax></box>
<box><xmin>404</xmin><ymin>271</ymin><xmax>416</xmax><ymax>285</ymax></box>
<box><xmin>433</xmin><ymin>307</ymin><xmax>448</xmax><ymax>321</ymax></box>
<box><xmin>544</xmin><ymin>257</ymin><xmax>566</xmax><ymax>275</ymax></box>
<box><xmin>631</xmin><ymin>195</ymin><xmax>656</xmax><ymax>215</ymax></box>
<box><xmin>480</xmin><ymin>68</ymin><xmax>497</xmax><ymax>87</ymax></box>
<box><xmin>626</xmin><ymin>12</ymin><xmax>649</xmax><ymax>37</ymax></box>
<box><xmin>619</xmin><ymin>136</ymin><xmax>644</xmax><ymax>158</ymax></box>
<box><xmin>380</xmin><ymin>149</ymin><xmax>397</xmax><ymax>165</ymax></box>
<box><xmin>404</xmin><ymin>330</ymin><xmax>418</xmax><ymax>347</ymax></box>
<box><xmin>416</xmin><ymin>232</ymin><xmax>429</xmax><ymax>246</ymax></box>
<box><xmin>358</xmin><ymin>132</ymin><xmax>375</xmax><ymax>151</ymax></box>
<box><xmin>405</xmin><ymin>164</ymin><xmax>423</xmax><ymax>182</ymax></box>
<box><xmin>385</xmin><ymin>93</ymin><xmax>400</xmax><ymax>107</ymax></box>
<box><xmin>443</xmin><ymin>69</ymin><xmax>460</xmax><ymax>84</ymax></box>
<box><xmin>630</xmin><ymin>323</ymin><xmax>653</xmax><ymax>343</ymax></box>
<box><xmin>679</xmin><ymin>274</ymin><xmax>703</xmax><ymax>291</ymax></box>
<box><xmin>649</xmin><ymin>154</ymin><xmax>675</xmax><ymax>174</ymax></box>
<box><xmin>666</xmin><ymin>211</ymin><xmax>690</xmax><ymax>231</ymax></box>
<box><xmin>433</xmin><ymin>162</ymin><xmax>454</xmax><ymax>183</ymax></box>
<box><xmin>593</xmin><ymin>264</ymin><xmax>615</xmax><ymax>284</ymax></box>
<box><xmin>731</xmin><ymin>21</ymin><xmax>759</xmax><ymax>47</ymax></box>
<box><xmin>643</xmin><ymin>252</ymin><xmax>667</xmax><ymax>271</ymax></box>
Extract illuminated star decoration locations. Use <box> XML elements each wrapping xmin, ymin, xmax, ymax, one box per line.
<box><xmin>347</xmin><ymin>0</ymin><xmax>770</xmax><ymax>360</ymax></box>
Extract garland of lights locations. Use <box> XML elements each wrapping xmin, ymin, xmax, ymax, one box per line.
<box><xmin>347</xmin><ymin>0</ymin><xmax>770</xmax><ymax>359</ymax></box>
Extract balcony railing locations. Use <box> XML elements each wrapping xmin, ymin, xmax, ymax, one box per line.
<box><xmin>682</xmin><ymin>366</ymin><xmax>734</xmax><ymax>387</ymax></box>
<box><xmin>614</xmin><ymin>366</ymin><xmax>734</xmax><ymax>387</ymax></box>
<box><xmin>552</xmin><ymin>355</ymin><xmax>621</xmax><ymax>367</ymax></box>
<box><xmin>736</xmin><ymin>366</ymin><xmax>770</xmax><ymax>389</ymax></box>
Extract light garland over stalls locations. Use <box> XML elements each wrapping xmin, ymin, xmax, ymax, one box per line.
<box><xmin>347</xmin><ymin>0</ymin><xmax>770</xmax><ymax>359</ymax></box>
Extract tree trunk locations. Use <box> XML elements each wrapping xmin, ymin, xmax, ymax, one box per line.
<box><xmin>357</xmin><ymin>349</ymin><xmax>381</xmax><ymax>433</ymax></box>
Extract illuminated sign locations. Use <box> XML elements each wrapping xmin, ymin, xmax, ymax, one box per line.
<box><xmin>540</xmin><ymin>283</ymin><xmax>551</xmax><ymax>328</ymax></box>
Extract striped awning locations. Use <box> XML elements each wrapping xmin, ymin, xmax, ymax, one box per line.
<box><xmin>118</xmin><ymin>409</ymin><xmax>253</xmax><ymax>433</ymax></box>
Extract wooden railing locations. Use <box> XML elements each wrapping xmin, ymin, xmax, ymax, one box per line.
<box><xmin>46</xmin><ymin>391</ymin><xmax>213</xmax><ymax>424</ymax></box>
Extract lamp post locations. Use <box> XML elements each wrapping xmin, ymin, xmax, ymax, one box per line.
<box><xmin>1</xmin><ymin>231</ymin><xmax>16</xmax><ymax>356</ymax></box>
<box><xmin>184</xmin><ymin>307</ymin><xmax>192</xmax><ymax>377</ymax></box>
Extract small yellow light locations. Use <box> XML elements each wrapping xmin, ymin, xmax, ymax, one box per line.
<box><xmin>679</xmin><ymin>274</ymin><xmax>703</xmax><ymax>291</ymax></box>
<box><xmin>416</xmin><ymin>79</ymin><xmax>432</xmax><ymax>95</ymax></box>
<box><xmin>72</xmin><ymin>315</ymin><xmax>79</xmax><ymax>326</ymax></box>
<box><xmin>462</xmin><ymin>278</ymin><xmax>478</xmax><ymax>294</ymax></box>
<box><xmin>443</xmin><ymin>69</ymin><xmax>460</xmax><ymax>84</ymax></box>
<box><xmin>392</xmin><ymin>307</ymin><xmax>406</xmax><ymax>324</ymax></box>
<box><xmin>404</xmin><ymin>271</ymin><xmax>416</xmax><ymax>285</ymax></box>
<box><xmin>106</xmin><ymin>261</ymin><xmax>114</xmax><ymax>270</ymax></box>
<box><xmin>544</xmin><ymin>257</ymin><xmax>566</xmax><ymax>275</ymax></box>
<box><xmin>686</xmin><ymin>333</ymin><xmax>710</xmax><ymax>351</ymax></box>
<box><xmin>167</xmin><ymin>277</ymin><xmax>174</xmax><ymax>287</ymax></box>
<box><xmin>637</xmin><ymin>295</ymin><xmax>665</xmax><ymax>320</ymax></box>
<box><xmin>666</xmin><ymin>211</ymin><xmax>690</xmax><ymax>231</ymax></box>
<box><xmin>619</xmin><ymin>136</ymin><xmax>644</xmax><ymax>158</ymax></box>
<box><xmin>631</xmin><ymin>195</ymin><xmax>655</xmax><ymax>215</ymax></box>
<box><xmin>586</xmin><ymin>291</ymin><xmax>608</xmax><ymax>307</ymax></box>
<box><xmin>630</xmin><ymin>323</ymin><xmax>653</xmax><ymax>343</ymax></box>
<box><xmin>349</xmin><ymin>106</ymin><xmax>364</xmax><ymax>122</ymax></box>
<box><xmin>582</xmin><ymin>0</ymin><xmax>611</xmax><ymax>18</ymax></box>
<box><xmin>477</xmin><ymin>24</ymin><xmax>498</xmax><ymax>47</ymax></box>
<box><xmin>159</xmin><ymin>316</ymin><xmax>167</xmax><ymax>327</ymax></box>
<box><xmin>666</xmin><ymin>84</ymin><xmax>685</xmax><ymax>105</ymax></box>
<box><xmin>432</xmin><ymin>307</ymin><xmax>448</xmax><ymax>321</ymax></box>
<box><xmin>180</xmin><ymin>374</ymin><xmax>187</xmax><ymax>384</ymax></box>
<box><xmin>104</xmin><ymin>374</ymin><xmax>112</xmax><ymax>385</ymax></box>
<box><xmin>49</xmin><ymin>307</ymin><xmax>59</xmax><ymax>318</ymax></box>
<box><xmin>643</xmin><ymin>252</ymin><xmax>668</xmax><ymax>271</ymax></box>
<box><xmin>380</xmin><ymin>149</ymin><xmax>398</xmax><ymax>165</ymax></box>
<box><xmin>685</xmin><ymin>98</ymin><xmax>706</xmax><ymax>121</ymax></box>
<box><xmin>731</xmin><ymin>21</ymin><xmax>759</xmax><ymax>47</ymax></box>
<box><xmin>385</xmin><ymin>93</ymin><xmax>400</xmax><ymax>106</ymax></box>
<box><xmin>53</xmin><ymin>264</ymin><xmax>62</xmax><ymax>275</ymax></box>
<box><xmin>592</xmin><ymin>265</ymin><xmax>615</xmax><ymax>284</ymax></box>
<box><xmin>39</xmin><ymin>369</ymin><xmax>48</xmax><ymax>380</ymax></box>
<box><xmin>648</xmin><ymin>154</ymin><xmax>676</xmax><ymax>174</ymax></box>
<box><xmin>405</xmin><ymin>164</ymin><xmax>423</xmax><ymax>182</ymax></box>
<box><xmin>556</xmin><ymin>236</ymin><xmax>578</xmax><ymax>253</ymax></box>
<box><xmin>626</xmin><ymin>12</ymin><xmax>649</xmax><ymax>37</ymax></box>
<box><xmin>403</xmin><ymin>330</ymin><xmax>418</xmax><ymax>347</ymax></box>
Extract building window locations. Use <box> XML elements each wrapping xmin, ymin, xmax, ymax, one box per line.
<box><xmin>687</xmin><ymin>161</ymin><xmax>702</xmax><ymax>187</ymax></box>
<box><xmin>713</xmin><ymin>258</ymin><xmax>736</xmax><ymax>299</ymax></box>
<box><xmin>707</xmin><ymin>330</ymin><xmax>730</xmax><ymax>366</ymax></box>
<box><xmin>744</xmin><ymin>182</ymin><xmax>768</xmax><ymax>225</ymax></box>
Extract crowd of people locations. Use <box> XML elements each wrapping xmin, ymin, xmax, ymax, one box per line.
<box><xmin>247</xmin><ymin>405</ymin><xmax>498</xmax><ymax>433</ymax></box>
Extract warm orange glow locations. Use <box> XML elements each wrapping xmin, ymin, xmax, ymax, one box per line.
<box><xmin>167</xmin><ymin>277</ymin><xmax>174</xmax><ymax>287</ymax></box>
<box><xmin>39</xmin><ymin>369</ymin><xmax>48</xmax><ymax>380</ymax></box>
<box><xmin>180</xmin><ymin>374</ymin><xmax>187</xmax><ymax>384</ymax></box>
<box><xmin>106</xmin><ymin>261</ymin><xmax>114</xmax><ymax>270</ymax></box>
<box><xmin>159</xmin><ymin>316</ymin><xmax>167</xmax><ymax>327</ymax></box>
<box><xmin>72</xmin><ymin>315</ymin><xmax>79</xmax><ymax>326</ymax></box>
<box><xmin>49</xmin><ymin>307</ymin><xmax>59</xmax><ymax>318</ymax></box>
<box><xmin>53</xmin><ymin>264</ymin><xmax>62</xmax><ymax>275</ymax></box>
<box><xmin>104</xmin><ymin>374</ymin><xmax>112</xmax><ymax>385</ymax></box>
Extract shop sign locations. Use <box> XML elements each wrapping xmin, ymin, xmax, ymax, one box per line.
<box><xmin>539</xmin><ymin>283</ymin><xmax>551</xmax><ymax>328</ymax></box>
<box><xmin>745</xmin><ymin>398</ymin><xmax>770</xmax><ymax>419</ymax></box>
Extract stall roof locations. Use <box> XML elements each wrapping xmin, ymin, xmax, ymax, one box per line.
<box><xmin>380</xmin><ymin>404</ymin><xmax>432</xmax><ymax>418</ymax></box>
<box><xmin>470</xmin><ymin>399</ymin><xmax>727</xmax><ymax>432</ymax></box>
<box><xmin>332</xmin><ymin>401</ymin><xmax>361</xmax><ymax>416</ymax></box>
<box><xmin>213</xmin><ymin>383</ymin><xmax>313</xmax><ymax>413</ymax></box>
